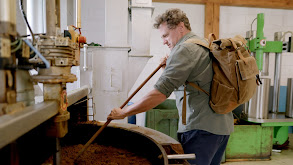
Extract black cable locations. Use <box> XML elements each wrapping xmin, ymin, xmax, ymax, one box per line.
<box><xmin>19</xmin><ymin>0</ymin><xmax>35</xmax><ymax>44</ymax></box>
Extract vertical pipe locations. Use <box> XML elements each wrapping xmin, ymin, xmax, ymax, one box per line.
<box><xmin>258</xmin><ymin>79</ymin><xmax>270</xmax><ymax>119</ymax></box>
<box><xmin>76</xmin><ymin>0</ymin><xmax>81</xmax><ymax>28</ymax></box>
<box><xmin>53</xmin><ymin>138</ymin><xmax>61</xmax><ymax>165</ymax></box>
<box><xmin>261</xmin><ymin>53</ymin><xmax>270</xmax><ymax>76</ymax></box>
<box><xmin>0</xmin><ymin>0</ymin><xmax>16</xmax><ymax>24</ymax></box>
<box><xmin>272</xmin><ymin>53</ymin><xmax>282</xmax><ymax>113</ymax></box>
<box><xmin>10</xmin><ymin>0</ymin><xmax>16</xmax><ymax>25</ymax></box>
<box><xmin>83</xmin><ymin>44</ymin><xmax>88</xmax><ymax>71</ymax></box>
<box><xmin>55</xmin><ymin>0</ymin><xmax>60</xmax><ymax>28</ymax></box>
<box><xmin>27</xmin><ymin>0</ymin><xmax>44</xmax><ymax>34</ymax></box>
<box><xmin>286</xmin><ymin>78</ymin><xmax>293</xmax><ymax>118</ymax></box>
<box><xmin>0</xmin><ymin>0</ymin><xmax>16</xmax><ymax>35</ymax></box>
<box><xmin>247</xmin><ymin>52</ymin><xmax>257</xmax><ymax>118</ymax></box>
<box><xmin>46</xmin><ymin>0</ymin><xmax>56</xmax><ymax>36</ymax></box>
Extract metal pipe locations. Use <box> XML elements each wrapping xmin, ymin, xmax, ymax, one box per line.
<box><xmin>26</xmin><ymin>0</ymin><xmax>45</xmax><ymax>34</ymax></box>
<box><xmin>0</xmin><ymin>0</ymin><xmax>16</xmax><ymax>24</ymax></box>
<box><xmin>46</xmin><ymin>0</ymin><xmax>56</xmax><ymax>36</ymax></box>
<box><xmin>83</xmin><ymin>44</ymin><xmax>88</xmax><ymax>71</ymax></box>
<box><xmin>261</xmin><ymin>53</ymin><xmax>270</xmax><ymax>76</ymax></box>
<box><xmin>166</xmin><ymin>154</ymin><xmax>196</xmax><ymax>160</ymax></box>
<box><xmin>55</xmin><ymin>0</ymin><xmax>60</xmax><ymax>28</ymax></box>
<box><xmin>23</xmin><ymin>39</ymin><xmax>50</xmax><ymax>68</ymax></box>
<box><xmin>286</xmin><ymin>78</ymin><xmax>293</xmax><ymax>118</ymax></box>
<box><xmin>53</xmin><ymin>138</ymin><xmax>61</xmax><ymax>165</ymax></box>
<box><xmin>272</xmin><ymin>52</ymin><xmax>282</xmax><ymax>113</ymax></box>
<box><xmin>76</xmin><ymin>0</ymin><xmax>81</xmax><ymax>28</ymax></box>
<box><xmin>257</xmin><ymin>78</ymin><xmax>270</xmax><ymax>119</ymax></box>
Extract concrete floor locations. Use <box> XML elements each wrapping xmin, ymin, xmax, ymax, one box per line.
<box><xmin>223</xmin><ymin>134</ymin><xmax>293</xmax><ymax>165</ymax></box>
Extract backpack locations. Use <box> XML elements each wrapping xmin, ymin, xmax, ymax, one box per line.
<box><xmin>181</xmin><ymin>33</ymin><xmax>260</xmax><ymax>125</ymax></box>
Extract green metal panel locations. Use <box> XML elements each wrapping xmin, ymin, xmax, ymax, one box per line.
<box><xmin>249</xmin><ymin>40</ymin><xmax>283</xmax><ymax>53</ymax></box>
<box><xmin>146</xmin><ymin>99</ymin><xmax>179</xmax><ymax>141</ymax></box>
<box><xmin>255</xmin><ymin>13</ymin><xmax>265</xmax><ymax>70</ymax></box>
<box><xmin>226</xmin><ymin>125</ymin><xmax>273</xmax><ymax>161</ymax></box>
<box><xmin>273</xmin><ymin>126</ymin><xmax>289</xmax><ymax>145</ymax></box>
<box><xmin>264</xmin><ymin>41</ymin><xmax>283</xmax><ymax>53</ymax></box>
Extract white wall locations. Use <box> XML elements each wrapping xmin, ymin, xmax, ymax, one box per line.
<box><xmin>80</xmin><ymin>0</ymin><xmax>105</xmax><ymax>45</ymax></box>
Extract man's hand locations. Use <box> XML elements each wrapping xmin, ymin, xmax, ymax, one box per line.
<box><xmin>107</xmin><ymin>107</ymin><xmax>127</xmax><ymax>120</ymax></box>
<box><xmin>160</xmin><ymin>54</ymin><xmax>169</xmax><ymax>69</ymax></box>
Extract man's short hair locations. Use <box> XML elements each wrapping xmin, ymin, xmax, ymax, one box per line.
<box><xmin>153</xmin><ymin>8</ymin><xmax>191</xmax><ymax>31</ymax></box>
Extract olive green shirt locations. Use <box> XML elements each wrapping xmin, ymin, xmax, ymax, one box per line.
<box><xmin>154</xmin><ymin>32</ymin><xmax>234</xmax><ymax>135</ymax></box>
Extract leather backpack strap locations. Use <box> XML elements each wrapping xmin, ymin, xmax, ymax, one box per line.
<box><xmin>208</xmin><ymin>33</ymin><xmax>217</xmax><ymax>48</ymax></box>
<box><xmin>182</xmin><ymin>82</ymin><xmax>210</xmax><ymax>125</ymax></box>
<box><xmin>185</xmin><ymin>39</ymin><xmax>210</xmax><ymax>49</ymax></box>
<box><xmin>182</xmin><ymin>84</ymin><xmax>187</xmax><ymax>125</ymax></box>
<box><xmin>229</xmin><ymin>38</ymin><xmax>247</xmax><ymax>64</ymax></box>
<box><xmin>186</xmin><ymin>81</ymin><xmax>210</xmax><ymax>96</ymax></box>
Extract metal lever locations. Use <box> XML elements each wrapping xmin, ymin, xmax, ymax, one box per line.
<box><xmin>167</xmin><ymin>154</ymin><xmax>196</xmax><ymax>160</ymax></box>
<box><xmin>158</xmin><ymin>153</ymin><xmax>196</xmax><ymax>160</ymax></box>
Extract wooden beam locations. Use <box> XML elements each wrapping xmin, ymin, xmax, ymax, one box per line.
<box><xmin>153</xmin><ymin>0</ymin><xmax>207</xmax><ymax>4</ymax></box>
<box><xmin>213</xmin><ymin>3</ymin><xmax>219</xmax><ymax>38</ymax></box>
<box><xmin>205</xmin><ymin>3</ymin><xmax>213</xmax><ymax>38</ymax></box>
<box><xmin>153</xmin><ymin>0</ymin><xmax>293</xmax><ymax>9</ymax></box>
<box><xmin>204</xmin><ymin>3</ymin><xmax>219</xmax><ymax>38</ymax></box>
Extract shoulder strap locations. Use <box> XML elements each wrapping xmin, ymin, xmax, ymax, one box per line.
<box><xmin>186</xmin><ymin>81</ymin><xmax>210</xmax><ymax>96</ymax></box>
<box><xmin>184</xmin><ymin>38</ymin><xmax>210</xmax><ymax>49</ymax></box>
<box><xmin>182</xmin><ymin>81</ymin><xmax>210</xmax><ymax>125</ymax></box>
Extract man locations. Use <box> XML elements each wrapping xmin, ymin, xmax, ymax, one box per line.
<box><xmin>108</xmin><ymin>8</ymin><xmax>234</xmax><ymax>165</ymax></box>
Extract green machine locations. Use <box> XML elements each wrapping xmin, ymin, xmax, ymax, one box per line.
<box><xmin>225</xmin><ymin>13</ymin><xmax>293</xmax><ymax>161</ymax></box>
<box><xmin>226</xmin><ymin>13</ymin><xmax>293</xmax><ymax>161</ymax></box>
<box><xmin>246</xmin><ymin>13</ymin><xmax>293</xmax><ymax>147</ymax></box>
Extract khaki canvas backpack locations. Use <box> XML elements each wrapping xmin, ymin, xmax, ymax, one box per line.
<box><xmin>181</xmin><ymin>33</ymin><xmax>260</xmax><ymax>125</ymax></box>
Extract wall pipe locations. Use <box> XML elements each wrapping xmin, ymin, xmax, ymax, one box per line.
<box><xmin>46</xmin><ymin>0</ymin><xmax>56</xmax><ymax>36</ymax></box>
<box><xmin>76</xmin><ymin>0</ymin><xmax>81</xmax><ymax>28</ymax></box>
<box><xmin>83</xmin><ymin>44</ymin><xmax>88</xmax><ymax>71</ymax></box>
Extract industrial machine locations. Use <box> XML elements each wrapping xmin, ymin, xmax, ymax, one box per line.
<box><xmin>0</xmin><ymin>0</ymin><xmax>190</xmax><ymax>164</ymax></box>
<box><xmin>225</xmin><ymin>13</ymin><xmax>293</xmax><ymax>161</ymax></box>
<box><xmin>245</xmin><ymin>13</ymin><xmax>293</xmax><ymax>147</ymax></box>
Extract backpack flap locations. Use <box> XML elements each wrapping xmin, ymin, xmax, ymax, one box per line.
<box><xmin>236</xmin><ymin>56</ymin><xmax>259</xmax><ymax>80</ymax></box>
<box><xmin>236</xmin><ymin>56</ymin><xmax>259</xmax><ymax>103</ymax></box>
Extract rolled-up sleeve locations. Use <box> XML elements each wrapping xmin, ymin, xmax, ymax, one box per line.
<box><xmin>154</xmin><ymin>44</ymin><xmax>203</xmax><ymax>98</ymax></box>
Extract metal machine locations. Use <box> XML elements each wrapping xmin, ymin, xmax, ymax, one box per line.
<box><xmin>245</xmin><ymin>13</ymin><xmax>293</xmax><ymax>149</ymax></box>
<box><xmin>223</xmin><ymin>13</ymin><xmax>293</xmax><ymax>162</ymax></box>
<box><xmin>0</xmin><ymin>0</ymin><xmax>190</xmax><ymax>164</ymax></box>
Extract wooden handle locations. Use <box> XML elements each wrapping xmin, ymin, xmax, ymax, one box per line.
<box><xmin>74</xmin><ymin>64</ymin><xmax>164</xmax><ymax>162</ymax></box>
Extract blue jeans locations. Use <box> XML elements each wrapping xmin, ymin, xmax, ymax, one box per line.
<box><xmin>178</xmin><ymin>129</ymin><xmax>229</xmax><ymax>165</ymax></box>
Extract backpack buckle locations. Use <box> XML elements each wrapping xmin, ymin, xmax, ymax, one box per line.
<box><xmin>256</xmin><ymin>74</ymin><xmax>262</xmax><ymax>85</ymax></box>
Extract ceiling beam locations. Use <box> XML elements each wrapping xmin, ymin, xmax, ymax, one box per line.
<box><xmin>153</xmin><ymin>0</ymin><xmax>293</xmax><ymax>9</ymax></box>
